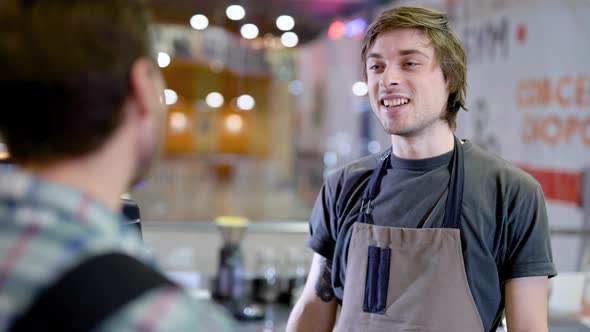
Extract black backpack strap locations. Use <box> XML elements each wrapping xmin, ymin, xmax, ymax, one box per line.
<box><xmin>9</xmin><ymin>253</ymin><xmax>176</xmax><ymax>332</ymax></box>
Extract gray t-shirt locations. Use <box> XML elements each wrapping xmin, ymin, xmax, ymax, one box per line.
<box><xmin>306</xmin><ymin>140</ymin><xmax>556</xmax><ymax>332</ymax></box>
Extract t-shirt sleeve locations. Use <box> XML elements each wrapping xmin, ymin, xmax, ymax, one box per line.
<box><xmin>305</xmin><ymin>178</ymin><xmax>339</xmax><ymax>260</ymax></box>
<box><xmin>502</xmin><ymin>184</ymin><xmax>557</xmax><ymax>281</ymax></box>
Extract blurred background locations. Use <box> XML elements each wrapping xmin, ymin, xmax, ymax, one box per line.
<box><xmin>3</xmin><ymin>0</ymin><xmax>590</xmax><ymax>329</ymax></box>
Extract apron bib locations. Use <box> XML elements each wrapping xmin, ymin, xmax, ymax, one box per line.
<box><xmin>334</xmin><ymin>137</ymin><xmax>484</xmax><ymax>332</ymax></box>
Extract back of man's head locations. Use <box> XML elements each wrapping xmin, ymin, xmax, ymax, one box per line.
<box><xmin>0</xmin><ymin>0</ymin><xmax>152</xmax><ymax>164</ymax></box>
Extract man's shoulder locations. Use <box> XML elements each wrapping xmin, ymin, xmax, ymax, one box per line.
<box><xmin>95</xmin><ymin>287</ymin><xmax>236</xmax><ymax>332</ymax></box>
<box><xmin>0</xmin><ymin>198</ymin><xmax>148</xmax><ymax>326</ymax></box>
<box><xmin>324</xmin><ymin>152</ymin><xmax>382</xmax><ymax>188</ymax></box>
<box><xmin>464</xmin><ymin>141</ymin><xmax>541</xmax><ymax>193</ymax></box>
<box><xmin>0</xmin><ymin>202</ymin><xmax>145</xmax><ymax>272</ymax></box>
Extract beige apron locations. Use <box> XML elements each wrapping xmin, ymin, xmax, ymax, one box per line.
<box><xmin>334</xmin><ymin>137</ymin><xmax>484</xmax><ymax>332</ymax></box>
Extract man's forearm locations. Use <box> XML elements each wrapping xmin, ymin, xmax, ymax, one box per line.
<box><xmin>287</xmin><ymin>300</ymin><xmax>336</xmax><ymax>332</ymax></box>
<box><xmin>286</xmin><ymin>255</ymin><xmax>338</xmax><ymax>332</ymax></box>
<box><xmin>504</xmin><ymin>276</ymin><xmax>549</xmax><ymax>332</ymax></box>
<box><xmin>315</xmin><ymin>257</ymin><xmax>336</xmax><ymax>302</ymax></box>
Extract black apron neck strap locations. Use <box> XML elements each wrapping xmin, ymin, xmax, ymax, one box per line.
<box><xmin>442</xmin><ymin>135</ymin><xmax>464</xmax><ymax>229</ymax></box>
<box><xmin>358</xmin><ymin>136</ymin><xmax>464</xmax><ymax>229</ymax></box>
<box><xmin>358</xmin><ymin>150</ymin><xmax>391</xmax><ymax>224</ymax></box>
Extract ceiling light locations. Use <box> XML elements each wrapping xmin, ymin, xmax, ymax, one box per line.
<box><xmin>240</xmin><ymin>24</ymin><xmax>259</xmax><ymax>40</ymax></box>
<box><xmin>276</xmin><ymin>15</ymin><xmax>295</xmax><ymax>31</ymax></box>
<box><xmin>323</xmin><ymin>152</ymin><xmax>337</xmax><ymax>167</ymax></box>
<box><xmin>352</xmin><ymin>81</ymin><xmax>368</xmax><ymax>96</ymax></box>
<box><xmin>0</xmin><ymin>143</ymin><xmax>9</xmax><ymax>161</ymax></box>
<box><xmin>236</xmin><ymin>94</ymin><xmax>255</xmax><ymax>111</ymax></box>
<box><xmin>368</xmin><ymin>140</ymin><xmax>381</xmax><ymax>154</ymax></box>
<box><xmin>281</xmin><ymin>32</ymin><xmax>298</xmax><ymax>47</ymax></box>
<box><xmin>345</xmin><ymin>18</ymin><xmax>367</xmax><ymax>38</ymax></box>
<box><xmin>157</xmin><ymin>52</ymin><xmax>171</xmax><ymax>68</ymax></box>
<box><xmin>328</xmin><ymin>21</ymin><xmax>346</xmax><ymax>40</ymax></box>
<box><xmin>190</xmin><ymin>14</ymin><xmax>209</xmax><ymax>30</ymax></box>
<box><xmin>288</xmin><ymin>80</ymin><xmax>303</xmax><ymax>96</ymax></box>
<box><xmin>164</xmin><ymin>89</ymin><xmax>178</xmax><ymax>105</ymax></box>
<box><xmin>205</xmin><ymin>92</ymin><xmax>224</xmax><ymax>108</ymax></box>
<box><xmin>226</xmin><ymin>5</ymin><xmax>245</xmax><ymax>21</ymax></box>
<box><xmin>225</xmin><ymin>114</ymin><xmax>243</xmax><ymax>133</ymax></box>
<box><xmin>209</xmin><ymin>59</ymin><xmax>224</xmax><ymax>73</ymax></box>
<box><xmin>338</xmin><ymin>142</ymin><xmax>352</xmax><ymax>156</ymax></box>
<box><xmin>169</xmin><ymin>112</ymin><xmax>188</xmax><ymax>133</ymax></box>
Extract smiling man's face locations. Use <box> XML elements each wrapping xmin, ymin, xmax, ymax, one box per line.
<box><xmin>366</xmin><ymin>28</ymin><xmax>450</xmax><ymax>138</ymax></box>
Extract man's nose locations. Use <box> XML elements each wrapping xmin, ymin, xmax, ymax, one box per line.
<box><xmin>380</xmin><ymin>67</ymin><xmax>401</xmax><ymax>87</ymax></box>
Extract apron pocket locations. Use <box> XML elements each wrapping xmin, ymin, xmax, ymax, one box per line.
<box><xmin>363</xmin><ymin>246</ymin><xmax>390</xmax><ymax>314</ymax></box>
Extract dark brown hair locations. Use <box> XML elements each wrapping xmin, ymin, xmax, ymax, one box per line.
<box><xmin>0</xmin><ymin>0</ymin><xmax>152</xmax><ymax>163</ymax></box>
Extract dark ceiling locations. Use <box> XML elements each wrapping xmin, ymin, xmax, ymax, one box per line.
<box><xmin>150</xmin><ymin>0</ymin><xmax>388</xmax><ymax>44</ymax></box>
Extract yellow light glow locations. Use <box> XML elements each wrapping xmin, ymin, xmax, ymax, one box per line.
<box><xmin>169</xmin><ymin>112</ymin><xmax>188</xmax><ymax>133</ymax></box>
<box><xmin>215</xmin><ymin>216</ymin><xmax>249</xmax><ymax>227</ymax></box>
<box><xmin>224</xmin><ymin>114</ymin><xmax>243</xmax><ymax>134</ymax></box>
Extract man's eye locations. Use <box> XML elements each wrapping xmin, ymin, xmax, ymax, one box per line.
<box><xmin>404</xmin><ymin>61</ymin><xmax>419</xmax><ymax>67</ymax></box>
<box><xmin>369</xmin><ymin>65</ymin><xmax>382</xmax><ymax>71</ymax></box>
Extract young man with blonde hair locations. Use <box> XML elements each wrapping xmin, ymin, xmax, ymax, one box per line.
<box><xmin>287</xmin><ymin>6</ymin><xmax>555</xmax><ymax>332</ymax></box>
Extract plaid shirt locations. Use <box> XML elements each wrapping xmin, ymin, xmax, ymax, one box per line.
<box><xmin>0</xmin><ymin>167</ymin><xmax>234</xmax><ymax>331</ymax></box>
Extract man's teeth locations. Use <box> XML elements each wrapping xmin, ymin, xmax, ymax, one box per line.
<box><xmin>383</xmin><ymin>98</ymin><xmax>409</xmax><ymax>107</ymax></box>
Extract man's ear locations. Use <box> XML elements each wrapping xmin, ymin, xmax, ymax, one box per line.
<box><xmin>128</xmin><ymin>57</ymin><xmax>157</xmax><ymax>118</ymax></box>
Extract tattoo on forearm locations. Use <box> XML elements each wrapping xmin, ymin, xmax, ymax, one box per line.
<box><xmin>315</xmin><ymin>258</ymin><xmax>335</xmax><ymax>302</ymax></box>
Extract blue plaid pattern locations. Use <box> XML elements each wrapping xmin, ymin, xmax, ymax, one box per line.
<box><xmin>0</xmin><ymin>167</ymin><xmax>234</xmax><ymax>331</ymax></box>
